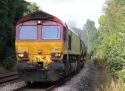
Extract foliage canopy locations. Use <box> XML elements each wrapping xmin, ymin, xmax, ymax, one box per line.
<box><xmin>93</xmin><ymin>0</ymin><xmax>125</xmax><ymax>81</ymax></box>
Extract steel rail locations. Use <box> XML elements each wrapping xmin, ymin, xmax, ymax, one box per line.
<box><xmin>0</xmin><ymin>72</ymin><xmax>19</xmax><ymax>84</ymax></box>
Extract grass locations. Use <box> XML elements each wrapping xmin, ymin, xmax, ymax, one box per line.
<box><xmin>92</xmin><ymin>57</ymin><xmax>125</xmax><ymax>91</ymax></box>
<box><xmin>98</xmin><ymin>80</ymin><xmax>125</xmax><ymax>91</ymax></box>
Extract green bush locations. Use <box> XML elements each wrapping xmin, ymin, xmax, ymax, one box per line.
<box><xmin>3</xmin><ymin>56</ymin><xmax>16</xmax><ymax>70</ymax></box>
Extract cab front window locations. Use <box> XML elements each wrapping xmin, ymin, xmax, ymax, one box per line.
<box><xmin>42</xmin><ymin>25</ymin><xmax>61</xmax><ymax>39</ymax></box>
<box><xmin>19</xmin><ymin>26</ymin><xmax>37</xmax><ymax>40</ymax></box>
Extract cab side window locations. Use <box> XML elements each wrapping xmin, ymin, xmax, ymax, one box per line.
<box><xmin>68</xmin><ymin>35</ymin><xmax>71</xmax><ymax>50</ymax></box>
<box><xmin>63</xmin><ymin>27</ymin><xmax>67</xmax><ymax>41</ymax></box>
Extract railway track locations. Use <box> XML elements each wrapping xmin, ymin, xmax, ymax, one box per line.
<box><xmin>0</xmin><ymin>72</ymin><xmax>20</xmax><ymax>85</ymax></box>
<box><xmin>15</xmin><ymin>76</ymin><xmax>72</xmax><ymax>91</ymax></box>
<box><xmin>15</xmin><ymin>82</ymin><xmax>60</xmax><ymax>91</ymax></box>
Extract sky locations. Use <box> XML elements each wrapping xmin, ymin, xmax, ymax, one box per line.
<box><xmin>26</xmin><ymin>0</ymin><xmax>105</xmax><ymax>28</ymax></box>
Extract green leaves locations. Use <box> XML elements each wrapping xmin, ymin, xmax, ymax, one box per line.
<box><xmin>3</xmin><ymin>56</ymin><xmax>16</xmax><ymax>70</ymax></box>
<box><xmin>83</xmin><ymin>19</ymin><xmax>98</xmax><ymax>55</ymax></box>
<box><xmin>24</xmin><ymin>2</ymin><xmax>39</xmax><ymax>15</ymax></box>
<box><xmin>94</xmin><ymin>0</ymin><xmax>125</xmax><ymax>81</ymax></box>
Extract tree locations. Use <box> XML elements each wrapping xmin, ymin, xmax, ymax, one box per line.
<box><xmin>24</xmin><ymin>2</ymin><xmax>40</xmax><ymax>15</ymax></box>
<box><xmin>83</xmin><ymin>19</ymin><xmax>98</xmax><ymax>55</ymax></box>
<box><xmin>94</xmin><ymin>0</ymin><xmax>125</xmax><ymax>80</ymax></box>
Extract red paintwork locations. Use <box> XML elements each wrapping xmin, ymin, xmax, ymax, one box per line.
<box><xmin>16</xmin><ymin>11</ymin><xmax>64</xmax><ymax>26</ymax></box>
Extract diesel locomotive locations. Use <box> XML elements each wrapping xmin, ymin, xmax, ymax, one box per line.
<box><xmin>15</xmin><ymin>11</ymin><xmax>86</xmax><ymax>84</ymax></box>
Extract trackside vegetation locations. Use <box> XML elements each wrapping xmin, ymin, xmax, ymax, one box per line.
<box><xmin>85</xmin><ymin>0</ymin><xmax>125</xmax><ymax>90</ymax></box>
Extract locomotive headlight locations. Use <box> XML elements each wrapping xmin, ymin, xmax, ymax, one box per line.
<box><xmin>51</xmin><ymin>53</ymin><xmax>61</xmax><ymax>58</ymax></box>
<box><xmin>37</xmin><ymin>20</ymin><xmax>42</xmax><ymax>25</ymax></box>
<box><xmin>18</xmin><ymin>52</ymin><xmax>28</xmax><ymax>58</ymax></box>
<box><xmin>18</xmin><ymin>53</ymin><xmax>24</xmax><ymax>58</ymax></box>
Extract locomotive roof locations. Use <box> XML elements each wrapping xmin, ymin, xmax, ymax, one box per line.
<box><xmin>17</xmin><ymin>11</ymin><xmax>64</xmax><ymax>25</ymax></box>
<box><xmin>68</xmin><ymin>27</ymin><xmax>79</xmax><ymax>36</ymax></box>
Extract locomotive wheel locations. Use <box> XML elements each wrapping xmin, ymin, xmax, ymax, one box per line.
<box><xmin>76</xmin><ymin>60</ymin><xmax>80</xmax><ymax>70</ymax></box>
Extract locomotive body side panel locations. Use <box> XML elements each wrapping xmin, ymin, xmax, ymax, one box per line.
<box><xmin>64</xmin><ymin>30</ymin><xmax>81</xmax><ymax>55</ymax></box>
